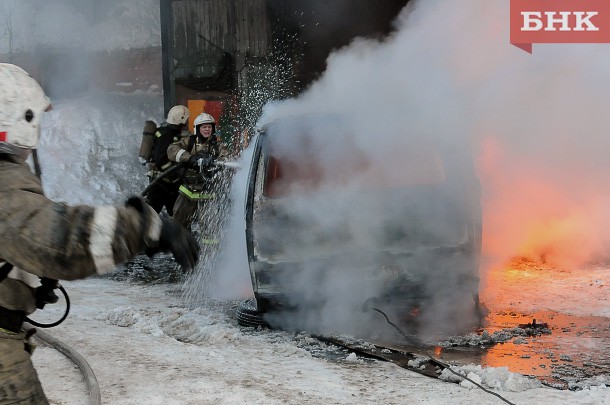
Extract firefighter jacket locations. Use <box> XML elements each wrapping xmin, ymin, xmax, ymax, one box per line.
<box><xmin>0</xmin><ymin>152</ymin><xmax>162</xmax><ymax>314</ymax></box>
<box><xmin>167</xmin><ymin>134</ymin><xmax>229</xmax><ymax>196</ymax></box>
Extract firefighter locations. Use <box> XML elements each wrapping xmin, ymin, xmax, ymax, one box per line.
<box><xmin>167</xmin><ymin>112</ymin><xmax>229</xmax><ymax>230</ymax></box>
<box><xmin>145</xmin><ymin>105</ymin><xmax>190</xmax><ymax>216</ymax></box>
<box><xmin>0</xmin><ymin>64</ymin><xmax>199</xmax><ymax>404</ymax></box>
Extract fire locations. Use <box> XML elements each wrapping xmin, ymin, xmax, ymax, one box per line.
<box><xmin>477</xmin><ymin>135</ymin><xmax>610</xmax><ymax>270</ymax></box>
<box><xmin>480</xmin><ymin>311</ymin><xmax>555</xmax><ymax>377</ymax></box>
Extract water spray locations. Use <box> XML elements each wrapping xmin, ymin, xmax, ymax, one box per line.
<box><xmin>213</xmin><ymin>160</ymin><xmax>242</xmax><ymax>170</ymax></box>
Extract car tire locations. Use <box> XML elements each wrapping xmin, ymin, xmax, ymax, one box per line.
<box><xmin>236</xmin><ymin>298</ymin><xmax>269</xmax><ymax>327</ymax></box>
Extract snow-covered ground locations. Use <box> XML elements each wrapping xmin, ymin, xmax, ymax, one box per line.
<box><xmin>30</xmin><ymin>278</ymin><xmax>610</xmax><ymax>405</ymax></box>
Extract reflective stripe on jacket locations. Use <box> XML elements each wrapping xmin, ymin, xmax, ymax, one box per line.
<box><xmin>178</xmin><ymin>185</ymin><xmax>215</xmax><ymax>201</ymax></box>
<box><xmin>0</xmin><ymin>154</ymin><xmax>162</xmax><ymax>313</ymax></box>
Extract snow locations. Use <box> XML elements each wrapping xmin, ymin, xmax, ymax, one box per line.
<box><xmin>38</xmin><ymin>92</ymin><xmax>163</xmax><ymax>205</ymax></box>
<box><xmin>484</xmin><ymin>261</ymin><xmax>610</xmax><ymax>319</ymax></box>
<box><xmin>30</xmin><ymin>280</ymin><xmax>610</xmax><ymax>405</ymax></box>
<box><xmin>4</xmin><ymin>0</ymin><xmax>609</xmax><ymax>403</ymax></box>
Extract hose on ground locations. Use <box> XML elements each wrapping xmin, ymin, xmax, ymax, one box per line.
<box><xmin>370</xmin><ymin>306</ymin><xmax>517</xmax><ymax>405</ymax></box>
<box><xmin>28</xmin><ymin>325</ymin><xmax>101</xmax><ymax>405</ymax></box>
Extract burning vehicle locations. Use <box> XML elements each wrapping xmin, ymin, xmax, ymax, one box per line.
<box><xmin>238</xmin><ymin>115</ymin><xmax>482</xmax><ymax>338</ymax></box>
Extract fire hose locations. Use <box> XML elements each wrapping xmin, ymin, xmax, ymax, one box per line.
<box><xmin>141</xmin><ymin>159</ymin><xmax>241</xmax><ymax>198</ymax></box>
<box><xmin>18</xmin><ymin>155</ymin><xmax>239</xmax><ymax>404</ymax></box>
<box><xmin>22</xmin><ymin>284</ymin><xmax>100</xmax><ymax>403</ymax></box>
<box><xmin>26</xmin><ymin>324</ymin><xmax>102</xmax><ymax>405</ymax></box>
<box><xmin>363</xmin><ymin>298</ymin><xmax>516</xmax><ymax>405</ymax></box>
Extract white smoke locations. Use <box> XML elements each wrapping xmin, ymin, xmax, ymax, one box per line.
<box><xmin>0</xmin><ymin>0</ymin><xmax>160</xmax><ymax>54</ymax></box>
<box><xmin>250</xmin><ymin>1</ymin><xmax>479</xmax><ymax>339</ymax></box>
<box><xmin>245</xmin><ymin>0</ymin><xmax>610</xmax><ymax>339</ymax></box>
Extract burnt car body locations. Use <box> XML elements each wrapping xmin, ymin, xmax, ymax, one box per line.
<box><xmin>242</xmin><ymin>115</ymin><xmax>482</xmax><ymax>336</ymax></box>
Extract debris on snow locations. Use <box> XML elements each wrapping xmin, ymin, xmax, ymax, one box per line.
<box><xmin>439</xmin><ymin>364</ymin><xmax>541</xmax><ymax>392</ymax></box>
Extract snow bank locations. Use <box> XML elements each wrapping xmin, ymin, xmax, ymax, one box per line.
<box><xmin>439</xmin><ymin>364</ymin><xmax>540</xmax><ymax>392</ymax></box>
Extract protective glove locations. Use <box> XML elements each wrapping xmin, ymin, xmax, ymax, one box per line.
<box><xmin>187</xmin><ymin>153</ymin><xmax>214</xmax><ymax>169</ymax></box>
<box><xmin>202</xmin><ymin>164</ymin><xmax>221</xmax><ymax>179</ymax></box>
<box><xmin>187</xmin><ymin>154</ymin><xmax>200</xmax><ymax>168</ymax></box>
<box><xmin>198</xmin><ymin>154</ymin><xmax>215</xmax><ymax>169</ymax></box>
<box><xmin>146</xmin><ymin>217</ymin><xmax>200</xmax><ymax>269</ymax></box>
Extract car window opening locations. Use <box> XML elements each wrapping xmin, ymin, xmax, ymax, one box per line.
<box><xmin>263</xmin><ymin>140</ymin><xmax>446</xmax><ymax>198</ymax></box>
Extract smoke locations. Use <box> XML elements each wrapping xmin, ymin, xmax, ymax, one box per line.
<box><xmin>251</xmin><ymin>1</ymin><xmax>477</xmax><ymax>339</ymax></box>
<box><xmin>248</xmin><ymin>0</ymin><xmax>610</xmax><ymax>338</ymax></box>
<box><xmin>0</xmin><ymin>0</ymin><xmax>160</xmax><ymax>54</ymax></box>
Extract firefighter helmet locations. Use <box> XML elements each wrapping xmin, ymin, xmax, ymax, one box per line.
<box><xmin>166</xmin><ymin>105</ymin><xmax>190</xmax><ymax>126</ymax></box>
<box><xmin>0</xmin><ymin>64</ymin><xmax>51</xmax><ymax>149</ymax></box>
<box><xmin>193</xmin><ymin>112</ymin><xmax>216</xmax><ymax>135</ymax></box>
<box><xmin>194</xmin><ymin>112</ymin><xmax>215</xmax><ymax>127</ymax></box>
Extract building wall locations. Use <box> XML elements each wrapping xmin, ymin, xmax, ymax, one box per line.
<box><xmin>163</xmin><ymin>0</ymin><xmax>272</xmax><ymax>111</ymax></box>
<box><xmin>169</xmin><ymin>0</ymin><xmax>270</xmax><ymax>77</ymax></box>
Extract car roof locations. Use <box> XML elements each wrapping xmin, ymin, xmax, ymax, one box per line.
<box><xmin>258</xmin><ymin>114</ymin><xmax>349</xmax><ymax>133</ymax></box>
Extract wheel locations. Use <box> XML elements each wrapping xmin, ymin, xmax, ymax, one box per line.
<box><xmin>236</xmin><ymin>298</ymin><xmax>269</xmax><ymax>327</ymax></box>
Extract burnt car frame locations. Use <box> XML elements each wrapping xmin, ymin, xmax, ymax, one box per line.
<box><xmin>240</xmin><ymin>115</ymin><xmax>482</xmax><ymax>335</ymax></box>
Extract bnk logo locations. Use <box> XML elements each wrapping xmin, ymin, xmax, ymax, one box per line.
<box><xmin>510</xmin><ymin>0</ymin><xmax>610</xmax><ymax>53</ymax></box>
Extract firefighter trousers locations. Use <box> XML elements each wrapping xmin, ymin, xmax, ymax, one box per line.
<box><xmin>0</xmin><ymin>329</ymin><xmax>49</xmax><ymax>404</ymax></box>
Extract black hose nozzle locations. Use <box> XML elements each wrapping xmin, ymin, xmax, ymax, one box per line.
<box><xmin>35</xmin><ymin>277</ymin><xmax>59</xmax><ymax>309</ymax></box>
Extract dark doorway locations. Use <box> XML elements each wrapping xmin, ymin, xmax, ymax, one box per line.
<box><xmin>266</xmin><ymin>0</ymin><xmax>410</xmax><ymax>89</ymax></box>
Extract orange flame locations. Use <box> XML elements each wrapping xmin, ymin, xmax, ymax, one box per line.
<box><xmin>477</xmin><ymin>135</ymin><xmax>610</xmax><ymax>270</ymax></box>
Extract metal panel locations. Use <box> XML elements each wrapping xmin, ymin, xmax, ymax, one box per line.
<box><xmin>161</xmin><ymin>0</ymin><xmax>271</xmax><ymax>113</ymax></box>
<box><xmin>235</xmin><ymin>0</ymin><xmax>271</xmax><ymax>62</ymax></box>
<box><xmin>167</xmin><ymin>1</ymin><xmax>269</xmax><ymax>87</ymax></box>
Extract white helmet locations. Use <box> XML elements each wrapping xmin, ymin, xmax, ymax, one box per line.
<box><xmin>0</xmin><ymin>64</ymin><xmax>51</xmax><ymax>149</ymax></box>
<box><xmin>193</xmin><ymin>112</ymin><xmax>216</xmax><ymax>134</ymax></box>
<box><xmin>166</xmin><ymin>105</ymin><xmax>190</xmax><ymax>125</ymax></box>
<box><xmin>194</xmin><ymin>112</ymin><xmax>215</xmax><ymax>127</ymax></box>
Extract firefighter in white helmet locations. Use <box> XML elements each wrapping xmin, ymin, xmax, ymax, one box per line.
<box><xmin>167</xmin><ymin>112</ymin><xmax>230</xmax><ymax>230</ymax></box>
<box><xmin>0</xmin><ymin>64</ymin><xmax>199</xmax><ymax>404</ymax></box>
<box><xmin>144</xmin><ymin>105</ymin><xmax>190</xmax><ymax>215</ymax></box>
